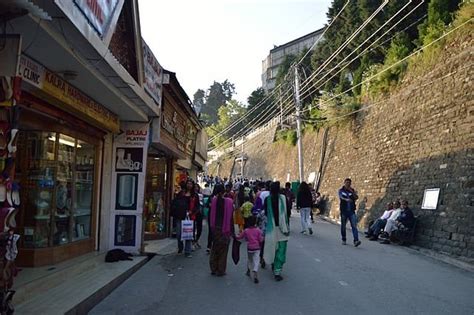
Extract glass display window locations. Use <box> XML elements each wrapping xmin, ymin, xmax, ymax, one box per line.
<box><xmin>144</xmin><ymin>157</ymin><xmax>168</xmax><ymax>238</ymax></box>
<box><xmin>18</xmin><ymin>131</ymin><xmax>97</xmax><ymax>248</ymax></box>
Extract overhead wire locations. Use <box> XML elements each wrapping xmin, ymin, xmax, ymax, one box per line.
<box><xmin>209</xmin><ymin>1</ymin><xmax>351</xmax><ymax>143</ymax></box>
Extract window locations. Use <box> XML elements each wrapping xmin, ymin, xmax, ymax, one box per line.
<box><xmin>19</xmin><ymin>131</ymin><xmax>96</xmax><ymax>248</ymax></box>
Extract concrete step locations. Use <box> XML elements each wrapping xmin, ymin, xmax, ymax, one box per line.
<box><xmin>14</xmin><ymin>252</ymin><xmax>106</xmax><ymax>306</ymax></box>
<box><xmin>14</xmin><ymin>253</ymin><xmax>148</xmax><ymax>315</ymax></box>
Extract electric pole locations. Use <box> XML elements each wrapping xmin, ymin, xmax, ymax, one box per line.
<box><xmin>279</xmin><ymin>85</ymin><xmax>283</xmax><ymax>129</ymax></box>
<box><xmin>241</xmin><ymin>136</ymin><xmax>244</xmax><ymax>178</ymax></box>
<box><xmin>294</xmin><ymin>66</ymin><xmax>304</xmax><ymax>183</ymax></box>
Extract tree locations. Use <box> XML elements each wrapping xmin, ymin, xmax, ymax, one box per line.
<box><xmin>246</xmin><ymin>87</ymin><xmax>273</xmax><ymax>125</ymax></box>
<box><xmin>207</xmin><ymin>100</ymin><xmax>246</xmax><ymax>148</ymax></box>
<box><xmin>197</xmin><ymin>80</ymin><xmax>236</xmax><ymax>126</ymax></box>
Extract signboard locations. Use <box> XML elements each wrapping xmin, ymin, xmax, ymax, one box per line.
<box><xmin>422</xmin><ymin>188</ymin><xmax>440</xmax><ymax>210</ymax></box>
<box><xmin>41</xmin><ymin>67</ymin><xmax>120</xmax><ymax>133</ymax></box>
<box><xmin>18</xmin><ymin>55</ymin><xmax>45</xmax><ymax>89</ymax></box>
<box><xmin>73</xmin><ymin>0</ymin><xmax>120</xmax><ymax>37</ymax></box>
<box><xmin>142</xmin><ymin>39</ymin><xmax>163</xmax><ymax>106</ymax></box>
<box><xmin>110</xmin><ymin>122</ymin><xmax>149</xmax><ymax>253</ymax></box>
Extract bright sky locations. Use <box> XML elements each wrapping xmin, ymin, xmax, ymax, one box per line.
<box><xmin>138</xmin><ymin>0</ymin><xmax>332</xmax><ymax>104</ymax></box>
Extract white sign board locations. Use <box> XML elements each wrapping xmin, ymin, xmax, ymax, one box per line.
<box><xmin>142</xmin><ymin>39</ymin><xmax>163</xmax><ymax>106</ymax></box>
<box><xmin>18</xmin><ymin>55</ymin><xmax>45</xmax><ymax>89</ymax></box>
<box><xmin>110</xmin><ymin>122</ymin><xmax>149</xmax><ymax>254</ymax></box>
<box><xmin>421</xmin><ymin>188</ymin><xmax>440</xmax><ymax>210</ymax></box>
<box><xmin>73</xmin><ymin>0</ymin><xmax>120</xmax><ymax>36</ymax></box>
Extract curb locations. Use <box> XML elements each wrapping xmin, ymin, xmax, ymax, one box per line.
<box><xmin>319</xmin><ymin>215</ymin><xmax>474</xmax><ymax>273</ymax></box>
<box><xmin>65</xmin><ymin>255</ymin><xmax>150</xmax><ymax>315</ymax></box>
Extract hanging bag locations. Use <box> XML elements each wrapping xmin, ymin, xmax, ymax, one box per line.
<box><xmin>181</xmin><ymin>215</ymin><xmax>194</xmax><ymax>241</ymax></box>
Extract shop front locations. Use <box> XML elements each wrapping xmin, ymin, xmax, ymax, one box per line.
<box><xmin>14</xmin><ymin>55</ymin><xmax>119</xmax><ymax>267</ymax></box>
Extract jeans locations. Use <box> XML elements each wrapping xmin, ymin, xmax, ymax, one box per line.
<box><xmin>341</xmin><ymin>212</ymin><xmax>359</xmax><ymax>242</ymax></box>
<box><xmin>300</xmin><ymin>207</ymin><xmax>312</xmax><ymax>232</ymax></box>
<box><xmin>369</xmin><ymin>218</ymin><xmax>387</xmax><ymax>237</ymax></box>
<box><xmin>176</xmin><ymin>219</ymin><xmax>192</xmax><ymax>254</ymax></box>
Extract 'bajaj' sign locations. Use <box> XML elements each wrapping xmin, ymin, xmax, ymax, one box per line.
<box><xmin>73</xmin><ymin>0</ymin><xmax>120</xmax><ymax>36</ymax></box>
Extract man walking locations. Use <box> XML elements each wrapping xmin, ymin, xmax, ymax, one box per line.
<box><xmin>338</xmin><ymin>178</ymin><xmax>361</xmax><ymax>247</ymax></box>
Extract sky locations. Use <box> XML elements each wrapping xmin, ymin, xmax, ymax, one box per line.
<box><xmin>138</xmin><ymin>0</ymin><xmax>332</xmax><ymax>104</ymax></box>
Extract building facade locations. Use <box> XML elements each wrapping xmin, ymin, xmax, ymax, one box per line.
<box><xmin>261</xmin><ymin>28</ymin><xmax>325</xmax><ymax>92</ymax></box>
<box><xmin>0</xmin><ymin>0</ymin><xmax>206</xmax><ymax>271</ymax></box>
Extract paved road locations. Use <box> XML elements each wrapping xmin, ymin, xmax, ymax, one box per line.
<box><xmin>91</xmin><ymin>216</ymin><xmax>474</xmax><ymax>315</ymax></box>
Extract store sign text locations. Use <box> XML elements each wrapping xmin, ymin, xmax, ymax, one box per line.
<box><xmin>125</xmin><ymin>129</ymin><xmax>148</xmax><ymax>143</ymax></box>
<box><xmin>42</xmin><ymin>69</ymin><xmax>119</xmax><ymax>132</ymax></box>
<box><xmin>142</xmin><ymin>39</ymin><xmax>162</xmax><ymax>106</ymax></box>
<box><xmin>18</xmin><ymin>55</ymin><xmax>44</xmax><ymax>89</ymax></box>
<box><xmin>73</xmin><ymin>0</ymin><xmax>120</xmax><ymax>36</ymax></box>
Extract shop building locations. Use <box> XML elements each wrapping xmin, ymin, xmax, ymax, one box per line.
<box><xmin>146</xmin><ymin>70</ymin><xmax>205</xmax><ymax>239</ymax></box>
<box><xmin>1</xmin><ymin>0</ymin><xmax>159</xmax><ymax>266</ymax></box>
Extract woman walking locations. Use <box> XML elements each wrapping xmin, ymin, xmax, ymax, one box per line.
<box><xmin>209</xmin><ymin>184</ymin><xmax>234</xmax><ymax>276</ymax></box>
<box><xmin>264</xmin><ymin>181</ymin><xmax>290</xmax><ymax>281</ymax></box>
<box><xmin>297</xmin><ymin>182</ymin><xmax>313</xmax><ymax>235</ymax></box>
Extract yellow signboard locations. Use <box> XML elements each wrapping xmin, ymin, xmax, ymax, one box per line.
<box><xmin>42</xmin><ymin>69</ymin><xmax>119</xmax><ymax>133</ymax></box>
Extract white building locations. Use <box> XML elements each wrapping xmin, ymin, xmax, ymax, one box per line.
<box><xmin>261</xmin><ymin>28</ymin><xmax>325</xmax><ymax>92</ymax></box>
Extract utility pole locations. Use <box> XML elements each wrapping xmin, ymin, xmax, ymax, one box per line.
<box><xmin>240</xmin><ymin>136</ymin><xmax>244</xmax><ymax>178</ymax></box>
<box><xmin>279</xmin><ymin>85</ymin><xmax>283</xmax><ymax>129</ymax></box>
<box><xmin>294</xmin><ymin>66</ymin><xmax>304</xmax><ymax>183</ymax></box>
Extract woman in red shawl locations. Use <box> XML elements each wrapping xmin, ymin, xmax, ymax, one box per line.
<box><xmin>209</xmin><ymin>184</ymin><xmax>234</xmax><ymax>276</ymax></box>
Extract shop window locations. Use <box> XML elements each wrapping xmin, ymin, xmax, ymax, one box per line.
<box><xmin>19</xmin><ymin>131</ymin><xmax>96</xmax><ymax>248</ymax></box>
<box><xmin>144</xmin><ymin>157</ymin><xmax>168</xmax><ymax>239</ymax></box>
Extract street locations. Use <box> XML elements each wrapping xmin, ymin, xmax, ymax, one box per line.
<box><xmin>91</xmin><ymin>216</ymin><xmax>474</xmax><ymax>315</ymax></box>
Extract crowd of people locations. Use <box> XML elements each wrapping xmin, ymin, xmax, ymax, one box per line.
<box><xmin>170</xmin><ymin>176</ymin><xmax>414</xmax><ymax>283</ymax></box>
<box><xmin>171</xmin><ymin>178</ymin><xmax>314</xmax><ymax>283</ymax></box>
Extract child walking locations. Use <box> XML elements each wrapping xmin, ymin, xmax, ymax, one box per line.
<box><xmin>235</xmin><ymin>216</ymin><xmax>264</xmax><ymax>283</ymax></box>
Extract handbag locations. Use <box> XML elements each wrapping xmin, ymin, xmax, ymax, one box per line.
<box><xmin>232</xmin><ymin>238</ymin><xmax>241</xmax><ymax>265</ymax></box>
<box><xmin>181</xmin><ymin>216</ymin><xmax>194</xmax><ymax>241</ymax></box>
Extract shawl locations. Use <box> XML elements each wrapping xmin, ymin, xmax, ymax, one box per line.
<box><xmin>210</xmin><ymin>196</ymin><xmax>234</xmax><ymax>237</ymax></box>
<box><xmin>264</xmin><ymin>194</ymin><xmax>289</xmax><ymax>264</ymax></box>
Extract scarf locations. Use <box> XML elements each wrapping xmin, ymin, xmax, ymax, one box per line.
<box><xmin>210</xmin><ymin>196</ymin><xmax>234</xmax><ymax>237</ymax></box>
<box><xmin>266</xmin><ymin>194</ymin><xmax>289</xmax><ymax>235</ymax></box>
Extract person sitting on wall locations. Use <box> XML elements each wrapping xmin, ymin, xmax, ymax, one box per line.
<box><xmin>365</xmin><ymin>201</ymin><xmax>395</xmax><ymax>241</ymax></box>
<box><xmin>380</xmin><ymin>200</ymin><xmax>414</xmax><ymax>244</ymax></box>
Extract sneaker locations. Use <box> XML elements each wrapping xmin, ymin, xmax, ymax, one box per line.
<box><xmin>300</xmin><ymin>230</ymin><xmax>306</xmax><ymax>234</ymax></box>
<box><xmin>195</xmin><ymin>242</ymin><xmax>202</xmax><ymax>249</ymax></box>
<box><xmin>309</xmin><ymin>228</ymin><xmax>313</xmax><ymax>235</ymax></box>
<box><xmin>185</xmin><ymin>254</ymin><xmax>192</xmax><ymax>258</ymax></box>
<box><xmin>274</xmin><ymin>275</ymin><xmax>283</xmax><ymax>281</ymax></box>
<box><xmin>206</xmin><ymin>248</ymin><xmax>210</xmax><ymax>254</ymax></box>
<box><xmin>342</xmin><ymin>240</ymin><xmax>347</xmax><ymax>245</ymax></box>
<box><xmin>177</xmin><ymin>249</ymin><xmax>183</xmax><ymax>254</ymax></box>
<box><xmin>254</xmin><ymin>278</ymin><xmax>259</xmax><ymax>284</ymax></box>
<box><xmin>354</xmin><ymin>240</ymin><xmax>361</xmax><ymax>247</ymax></box>
<box><xmin>246</xmin><ymin>269</ymin><xmax>250</xmax><ymax>277</ymax></box>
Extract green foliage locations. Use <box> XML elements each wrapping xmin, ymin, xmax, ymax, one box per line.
<box><xmin>418</xmin><ymin>0</ymin><xmax>462</xmax><ymax>46</ymax></box>
<box><xmin>246</xmin><ymin>87</ymin><xmax>273</xmax><ymax>124</ymax></box>
<box><xmin>276</xmin><ymin>54</ymin><xmax>297</xmax><ymax>86</ymax></box>
<box><xmin>318</xmin><ymin>94</ymin><xmax>361</xmax><ymax>126</ymax></box>
<box><xmin>207</xmin><ymin>100</ymin><xmax>246</xmax><ymax>149</ymax></box>
<box><xmin>362</xmin><ymin>33</ymin><xmax>413</xmax><ymax>96</ymax></box>
<box><xmin>199</xmin><ymin>80</ymin><xmax>236</xmax><ymax>125</ymax></box>
<box><xmin>275</xmin><ymin>129</ymin><xmax>297</xmax><ymax>146</ymax></box>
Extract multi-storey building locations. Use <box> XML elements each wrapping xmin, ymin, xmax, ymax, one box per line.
<box><xmin>261</xmin><ymin>27</ymin><xmax>325</xmax><ymax>92</ymax></box>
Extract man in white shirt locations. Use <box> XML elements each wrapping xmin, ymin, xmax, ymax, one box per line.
<box><xmin>380</xmin><ymin>201</ymin><xmax>403</xmax><ymax>238</ymax></box>
<box><xmin>366</xmin><ymin>201</ymin><xmax>395</xmax><ymax>240</ymax></box>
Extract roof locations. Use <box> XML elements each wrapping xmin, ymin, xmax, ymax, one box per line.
<box><xmin>163</xmin><ymin>69</ymin><xmax>202</xmax><ymax>128</ymax></box>
<box><xmin>270</xmin><ymin>26</ymin><xmax>325</xmax><ymax>53</ymax></box>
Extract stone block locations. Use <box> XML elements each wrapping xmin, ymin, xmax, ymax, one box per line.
<box><xmin>450</xmin><ymin>233</ymin><xmax>465</xmax><ymax>242</ymax></box>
